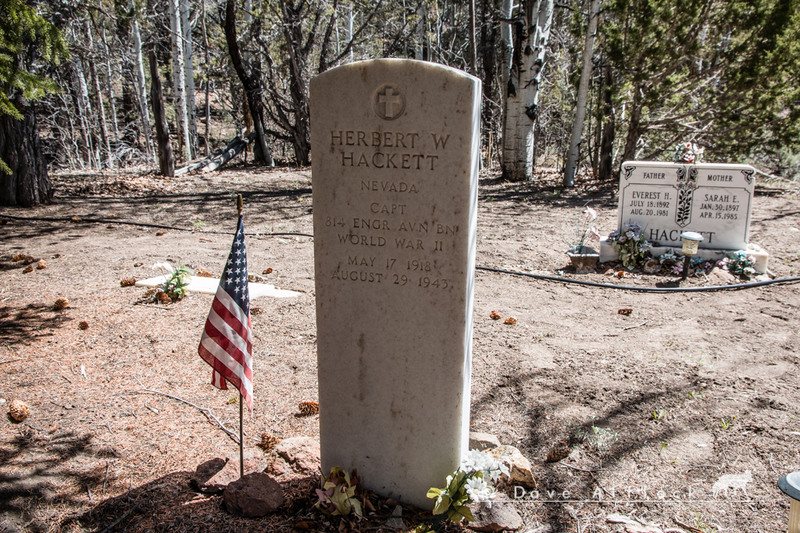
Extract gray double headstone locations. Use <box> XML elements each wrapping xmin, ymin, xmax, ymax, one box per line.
<box><xmin>617</xmin><ymin>161</ymin><xmax>756</xmax><ymax>249</ymax></box>
<box><xmin>310</xmin><ymin>59</ymin><xmax>480</xmax><ymax>508</ymax></box>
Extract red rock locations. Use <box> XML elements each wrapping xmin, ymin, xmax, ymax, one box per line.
<box><xmin>223</xmin><ymin>472</ymin><xmax>284</xmax><ymax>517</ymax></box>
<box><xmin>267</xmin><ymin>436</ymin><xmax>320</xmax><ymax>479</ymax></box>
<box><xmin>468</xmin><ymin>501</ymin><xmax>523</xmax><ymax>532</ymax></box>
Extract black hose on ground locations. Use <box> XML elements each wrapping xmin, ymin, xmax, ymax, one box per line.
<box><xmin>4</xmin><ymin>212</ymin><xmax>798</xmax><ymax>293</ymax></box>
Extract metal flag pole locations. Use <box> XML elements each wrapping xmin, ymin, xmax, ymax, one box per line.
<box><xmin>237</xmin><ymin>193</ymin><xmax>244</xmax><ymax>480</ymax></box>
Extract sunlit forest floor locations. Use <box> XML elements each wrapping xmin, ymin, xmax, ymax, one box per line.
<box><xmin>1</xmin><ymin>166</ymin><xmax>798</xmax><ymax>532</ymax></box>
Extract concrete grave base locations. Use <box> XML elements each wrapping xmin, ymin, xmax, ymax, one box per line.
<box><xmin>599</xmin><ymin>237</ymin><xmax>769</xmax><ymax>274</ymax></box>
<box><xmin>135</xmin><ymin>274</ymin><xmax>301</xmax><ymax>299</ymax></box>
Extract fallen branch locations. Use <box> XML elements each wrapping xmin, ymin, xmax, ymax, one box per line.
<box><xmin>131</xmin><ymin>377</ymin><xmax>239</xmax><ymax>444</ymax></box>
<box><xmin>673</xmin><ymin>517</ymin><xmax>704</xmax><ymax>533</ymax></box>
<box><xmin>0</xmin><ymin>358</ymin><xmax>24</xmax><ymax>365</ymax></box>
<box><xmin>174</xmin><ymin>132</ymin><xmax>256</xmax><ymax>175</ymax></box>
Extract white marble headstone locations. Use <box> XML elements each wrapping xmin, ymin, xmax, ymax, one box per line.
<box><xmin>310</xmin><ymin>59</ymin><xmax>480</xmax><ymax>508</ymax></box>
<box><xmin>618</xmin><ymin>161</ymin><xmax>756</xmax><ymax>249</ymax></box>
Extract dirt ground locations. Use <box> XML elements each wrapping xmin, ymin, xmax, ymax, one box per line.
<box><xmin>1</xmin><ymin>166</ymin><xmax>798</xmax><ymax>533</ymax></box>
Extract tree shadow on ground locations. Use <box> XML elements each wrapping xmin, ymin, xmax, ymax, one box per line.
<box><xmin>0</xmin><ymin>430</ymin><xmax>118</xmax><ymax>533</ymax></box>
<box><xmin>62</xmin><ymin>472</ymin><xmax>329</xmax><ymax>533</ymax></box>
<box><xmin>471</xmin><ymin>369</ymin><xmax>701</xmax><ymax>531</ymax></box>
<box><xmin>0</xmin><ymin>303</ymin><xmax>72</xmax><ymax>347</ymax></box>
<box><xmin>478</xmin><ymin>175</ymin><xmax>618</xmax><ymax>211</ymax></box>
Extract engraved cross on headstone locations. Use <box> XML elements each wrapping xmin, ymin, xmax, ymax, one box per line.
<box><xmin>377</xmin><ymin>86</ymin><xmax>402</xmax><ymax>119</ymax></box>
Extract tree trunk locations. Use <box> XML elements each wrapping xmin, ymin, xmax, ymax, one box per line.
<box><xmin>86</xmin><ymin>21</ymin><xmax>112</xmax><ymax>169</ymax></box>
<box><xmin>224</xmin><ymin>0</ymin><xmax>273</xmax><ymax>167</ymax></box>
<box><xmin>202</xmin><ymin>0</ymin><xmax>211</xmax><ymax>156</ymax></box>
<box><xmin>622</xmin><ymin>84</ymin><xmax>643</xmax><ymax>162</ymax></box>
<box><xmin>149</xmin><ymin>51</ymin><xmax>175</xmax><ymax>177</ymax></box>
<box><xmin>180</xmin><ymin>0</ymin><xmax>198</xmax><ymax>156</ymax></box>
<box><xmin>72</xmin><ymin>59</ymin><xmax>96</xmax><ymax>168</ymax></box>
<box><xmin>501</xmin><ymin>0</ymin><xmax>554</xmax><ymax>181</ymax></box>
<box><xmin>563</xmin><ymin>0</ymin><xmax>600</xmax><ymax>187</ymax></box>
<box><xmin>499</xmin><ymin>0</ymin><xmax>513</xmax><ymax>168</ymax></box>
<box><xmin>468</xmin><ymin>0</ymin><xmax>477</xmax><ymax>74</ymax></box>
<box><xmin>0</xmin><ymin>99</ymin><xmax>51</xmax><ymax>207</ymax></box>
<box><xmin>130</xmin><ymin>0</ymin><xmax>153</xmax><ymax>161</ymax></box>
<box><xmin>169</xmin><ymin>0</ymin><xmax>191</xmax><ymax>161</ymax></box>
<box><xmin>279</xmin><ymin>1</ymin><xmax>312</xmax><ymax>166</ymax></box>
<box><xmin>598</xmin><ymin>65</ymin><xmax>615</xmax><ymax>181</ymax></box>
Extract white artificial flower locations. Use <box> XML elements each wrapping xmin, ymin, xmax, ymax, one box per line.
<box><xmin>465</xmin><ymin>475</ymin><xmax>497</xmax><ymax>507</ymax></box>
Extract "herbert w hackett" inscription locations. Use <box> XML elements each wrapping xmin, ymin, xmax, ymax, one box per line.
<box><xmin>330</xmin><ymin>129</ymin><xmax>450</xmax><ymax>170</ymax></box>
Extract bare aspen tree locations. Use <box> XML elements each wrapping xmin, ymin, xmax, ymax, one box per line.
<box><xmin>180</xmin><ymin>0</ymin><xmax>197</xmax><ymax>156</ymax></box>
<box><xmin>130</xmin><ymin>0</ymin><xmax>153</xmax><ymax>161</ymax></box>
<box><xmin>501</xmin><ymin>0</ymin><xmax>554</xmax><ymax>181</ymax></box>
<box><xmin>71</xmin><ymin>56</ymin><xmax>96</xmax><ymax>168</ymax></box>
<box><xmin>168</xmin><ymin>0</ymin><xmax>191</xmax><ymax>161</ymax></box>
<box><xmin>149</xmin><ymin>50</ymin><xmax>175</xmax><ymax>177</ymax></box>
<box><xmin>84</xmin><ymin>21</ymin><xmax>112</xmax><ymax>168</ymax></box>
<box><xmin>564</xmin><ymin>0</ymin><xmax>600</xmax><ymax>187</ymax></box>
<box><xmin>201</xmin><ymin>0</ymin><xmax>211</xmax><ymax>156</ymax></box>
<box><xmin>100</xmin><ymin>27</ymin><xmax>120</xmax><ymax>146</ymax></box>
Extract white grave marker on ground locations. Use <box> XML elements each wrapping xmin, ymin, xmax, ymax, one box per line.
<box><xmin>310</xmin><ymin>59</ymin><xmax>480</xmax><ymax>508</ymax></box>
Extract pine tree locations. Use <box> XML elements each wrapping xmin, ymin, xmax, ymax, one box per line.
<box><xmin>0</xmin><ymin>0</ymin><xmax>68</xmax><ymax>206</ymax></box>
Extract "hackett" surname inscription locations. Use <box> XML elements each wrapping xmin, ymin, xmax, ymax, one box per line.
<box><xmin>332</xmin><ymin>130</ymin><xmax>450</xmax><ymax>171</ymax></box>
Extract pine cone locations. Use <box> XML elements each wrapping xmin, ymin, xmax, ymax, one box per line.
<box><xmin>298</xmin><ymin>401</ymin><xmax>319</xmax><ymax>416</ymax></box>
<box><xmin>53</xmin><ymin>298</ymin><xmax>69</xmax><ymax>311</ymax></box>
<box><xmin>8</xmin><ymin>399</ymin><xmax>30</xmax><ymax>422</ymax></box>
<box><xmin>120</xmin><ymin>278</ymin><xmax>137</xmax><ymax>287</ymax></box>
<box><xmin>546</xmin><ymin>442</ymin><xmax>571</xmax><ymax>462</ymax></box>
<box><xmin>258</xmin><ymin>433</ymin><xmax>281</xmax><ymax>453</ymax></box>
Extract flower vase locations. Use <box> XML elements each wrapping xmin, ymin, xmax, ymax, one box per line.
<box><xmin>566</xmin><ymin>246</ymin><xmax>599</xmax><ymax>274</ymax></box>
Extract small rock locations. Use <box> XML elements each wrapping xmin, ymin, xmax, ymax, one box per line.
<box><xmin>386</xmin><ymin>504</ymin><xmax>404</xmax><ymax>529</ymax></box>
<box><xmin>469</xmin><ymin>431</ymin><xmax>501</xmax><ymax>451</ymax></box>
<box><xmin>707</xmin><ymin>266</ymin><xmax>736</xmax><ymax>285</ymax></box>
<box><xmin>267</xmin><ymin>436</ymin><xmax>320</xmax><ymax>479</ymax></box>
<box><xmin>468</xmin><ymin>502</ymin><xmax>523</xmax><ymax>532</ymax></box>
<box><xmin>485</xmin><ymin>445</ymin><xmax>535</xmax><ymax>487</ymax></box>
<box><xmin>36</xmin><ymin>260</ymin><xmax>47</xmax><ymax>270</ymax></box>
<box><xmin>223</xmin><ymin>472</ymin><xmax>283</xmax><ymax>517</ymax></box>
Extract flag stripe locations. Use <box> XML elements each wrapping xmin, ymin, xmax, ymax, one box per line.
<box><xmin>211</xmin><ymin>288</ymin><xmax>252</xmax><ymax>348</ymax></box>
<box><xmin>199</xmin><ymin>330</ymin><xmax>253</xmax><ymax>383</ymax></box>
<box><xmin>197</xmin><ymin>215</ymin><xmax>254</xmax><ymax>409</ymax></box>
<box><xmin>204</xmin><ymin>304</ymin><xmax>250</xmax><ymax>365</ymax></box>
<box><xmin>199</xmin><ymin>341</ymin><xmax>252</xmax><ymax>397</ymax></box>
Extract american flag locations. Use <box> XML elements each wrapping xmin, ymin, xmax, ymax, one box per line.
<box><xmin>198</xmin><ymin>215</ymin><xmax>253</xmax><ymax>409</ymax></box>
